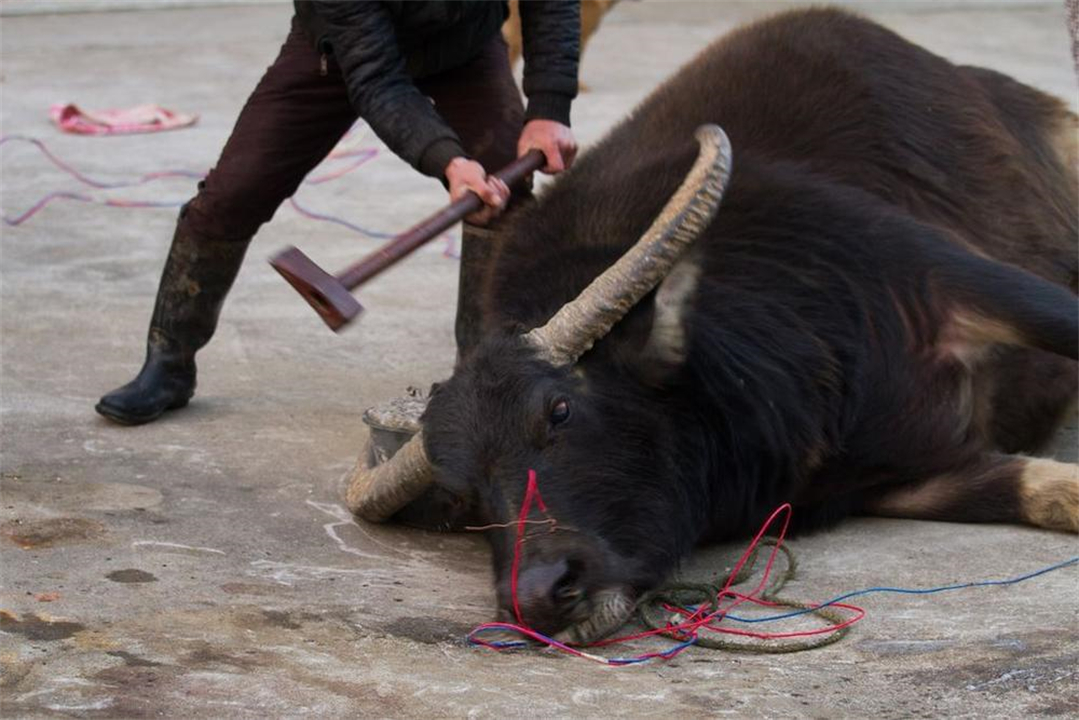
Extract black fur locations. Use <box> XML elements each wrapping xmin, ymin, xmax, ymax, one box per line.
<box><xmin>421</xmin><ymin>8</ymin><xmax>1078</xmax><ymax>634</ymax></box>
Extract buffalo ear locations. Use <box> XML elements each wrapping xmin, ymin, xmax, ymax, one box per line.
<box><xmin>431</xmin><ymin>472</ymin><xmax>476</xmax><ymax>507</ymax></box>
<box><xmin>638</xmin><ymin>255</ymin><xmax>701</xmax><ymax>381</ymax></box>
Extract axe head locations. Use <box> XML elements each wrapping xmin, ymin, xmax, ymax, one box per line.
<box><xmin>270</xmin><ymin>246</ymin><xmax>362</xmax><ymax>332</ymax></box>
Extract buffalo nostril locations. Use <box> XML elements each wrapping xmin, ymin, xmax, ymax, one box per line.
<box><xmin>551</xmin><ymin>564</ymin><xmax>585</xmax><ymax>607</ymax></box>
<box><xmin>554</xmin><ymin>582</ymin><xmax>583</xmax><ymax>604</ymax></box>
<box><xmin>515</xmin><ymin>558</ymin><xmax>589</xmax><ymax>627</ymax></box>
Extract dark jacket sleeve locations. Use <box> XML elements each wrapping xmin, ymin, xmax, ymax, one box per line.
<box><xmin>308</xmin><ymin>1</ymin><xmax>465</xmax><ymax>179</ymax></box>
<box><xmin>518</xmin><ymin>0</ymin><xmax>581</xmax><ymax>125</ymax></box>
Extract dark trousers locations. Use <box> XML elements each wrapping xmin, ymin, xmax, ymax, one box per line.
<box><xmin>183</xmin><ymin>18</ymin><xmax>527</xmax><ymax>243</ymax></box>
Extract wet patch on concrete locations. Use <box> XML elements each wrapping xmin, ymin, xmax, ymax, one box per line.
<box><xmin>1034</xmin><ymin>695</ymin><xmax>1079</xmax><ymax>717</ymax></box>
<box><xmin>902</xmin><ymin>631</ymin><xmax>1079</xmax><ymax>702</ymax></box>
<box><xmin>184</xmin><ymin>644</ymin><xmax>260</xmax><ymax>671</ymax></box>
<box><xmin>92</xmin><ymin>665</ymin><xmax>169</xmax><ymax>717</ymax></box>
<box><xmin>857</xmin><ymin>638</ymin><xmax>953</xmax><ymax>656</ymax></box>
<box><xmin>219</xmin><ymin>581</ymin><xmax>287</xmax><ymax>596</ymax></box>
<box><xmin>72</xmin><ymin>628</ymin><xmax>122</xmax><ymax>652</ymax></box>
<box><xmin>383</xmin><ymin>616</ymin><xmax>475</xmax><ymax>645</ymax></box>
<box><xmin>106</xmin><ymin>569</ymin><xmax>157</xmax><ymax>583</ymax></box>
<box><xmin>227</xmin><ymin>606</ymin><xmax>339</xmax><ymax>635</ymax></box>
<box><xmin>260</xmin><ymin>609</ymin><xmax>303</xmax><ymax>630</ymax></box>
<box><xmin>0</xmin><ymin>473</ymin><xmax>163</xmax><ymax>513</ymax></box>
<box><xmin>0</xmin><ymin>611</ymin><xmax>86</xmax><ymax>641</ymax></box>
<box><xmin>105</xmin><ymin>650</ymin><xmax>163</xmax><ymax>667</ymax></box>
<box><xmin>0</xmin><ymin>651</ymin><xmax>34</xmax><ymax>690</ymax></box>
<box><xmin>961</xmin><ymin>654</ymin><xmax>1079</xmax><ymax>694</ymax></box>
<box><xmin>1</xmin><ymin>517</ymin><xmax>106</xmax><ymax>549</ymax></box>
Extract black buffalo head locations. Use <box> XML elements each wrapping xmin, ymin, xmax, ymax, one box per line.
<box><xmin>422</xmin><ymin>336</ymin><xmax>677</xmax><ymax>639</ymax></box>
<box><xmin>347</xmin><ymin>126</ymin><xmax>732</xmax><ymax>641</ymax></box>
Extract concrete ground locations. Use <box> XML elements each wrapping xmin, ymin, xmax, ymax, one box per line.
<box><xmin>1</xmin><ymin>2</ymin><xmax>1077</xmax><ymax>717</ymax></box>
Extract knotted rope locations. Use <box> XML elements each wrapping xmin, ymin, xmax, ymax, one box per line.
<box><xmin>468</xmin><ymin>469</ymin><xmax>1077</xmax><ymax>665</ymax></box>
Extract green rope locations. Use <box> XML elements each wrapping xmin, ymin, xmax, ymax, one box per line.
<box><xmin>634</xmin><ymin>541</ymin><xmax>851</xmax><ymax>653</ymax></box>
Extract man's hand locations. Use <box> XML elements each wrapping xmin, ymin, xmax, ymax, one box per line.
<box><xmin>518</xmin><ymin>119</ymin><xmax>577</xmax><ymax>174</ymax></box>
<box><xmin>445</xmin><ymin>156</ymin><xmax>510</xmax><ymax>226</ymax></box>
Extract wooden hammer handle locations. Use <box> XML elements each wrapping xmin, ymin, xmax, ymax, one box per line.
<box><xmin>338</xmin><ymin>150</ymin><xmax>546</xmax><ymax>290</ymax></box>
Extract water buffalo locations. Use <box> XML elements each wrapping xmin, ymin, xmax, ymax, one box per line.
<box><xmin>348</xmin><ymin>8</ymin><xmax>1078</xmax><ymax>643</ymax></box>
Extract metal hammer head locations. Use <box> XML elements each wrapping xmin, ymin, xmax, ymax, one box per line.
<box><xmin>270</xmin><ymin>246</ymin><xmax>362</xmax><ymax>332</ymax></box>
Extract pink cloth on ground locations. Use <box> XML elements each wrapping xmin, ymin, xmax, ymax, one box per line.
<box><xmin>49</xmin><ymin>103</ymin><xmax>198</xmax><ymax>136</ymax></box>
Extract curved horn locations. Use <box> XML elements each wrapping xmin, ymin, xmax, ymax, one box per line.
<box><xmin>346</xmin><ymin>431</ymin><xmax>432</xmax><ymax>522</ymax></box>
<box><xmin>346</xmin><ymin>125</ymin><xmax>732</xmax><ymax>522</ymax></box>
<box><xmin>524</xmin><ymin>124</ymin><xmax>733</xmax><ymax>365</ymax></box>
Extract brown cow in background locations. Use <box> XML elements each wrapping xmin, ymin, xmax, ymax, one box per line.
<box><xmin>504</xmin><ymin>0</ymin><xmax>621</xmax><ymax>91</ymax></box>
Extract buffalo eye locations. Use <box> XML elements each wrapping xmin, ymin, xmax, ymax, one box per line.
<box><xmin>550</xmin><ymin>399</ymin><xmax>571</xmax><ymax>426</ymax></box>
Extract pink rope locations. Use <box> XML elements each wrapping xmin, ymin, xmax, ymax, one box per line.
<box><xmin>469</xmin><ymin>472</ymin><xmax>861</xmax><ymax>665</ymax></box>
<box><xmin>0</xmin><ymin>135</ymin><xmax>203</xmax><ymax>190</ymax></box>
<box><xmin>0</xmin><ymin>133</ymin><xmax>404</xmax><ymax>241</ymax></box>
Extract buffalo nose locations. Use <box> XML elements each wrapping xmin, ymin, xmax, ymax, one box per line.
<box><xmin>515</xmin><ymin>558</ymin><xmax>585</xmax><ymax>629</ymax></box>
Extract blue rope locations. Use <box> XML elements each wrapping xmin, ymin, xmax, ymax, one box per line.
<box><xmin>721</xmin><ymin>555</ymin><xmax>1079</xmax><ymax>624</ymax></box>
<box><xmin>608</xmin><ymin>637</ymin><xmax>698</xmax><ymax>665</ymax></box>
<box><xmin>470</xmin><ymin>555</ymin><xmax>1079</xmax><ymax>661</ymax></box>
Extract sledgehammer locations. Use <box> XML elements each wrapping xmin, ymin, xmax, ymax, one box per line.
<box><xmin>270</xmin><ymin>150</ymin><xmax>545</xmax><ymax>331</ymax></box>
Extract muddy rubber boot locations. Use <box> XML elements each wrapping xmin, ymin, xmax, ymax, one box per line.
<box><xmin>454</xmin><ymin>223</ymin><xmax>498</xmax><ymax>360</ymax></box>
<box><xmin>96</xmin><ymin>218</ymin><xmax>250</xmax><ymax>425</ymax></box>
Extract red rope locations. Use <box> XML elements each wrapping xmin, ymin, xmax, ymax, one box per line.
<box><xmin>469</xmin><ymin>471</ymin><xmax>861</xmax><ymax>664</ymax></box>
<box><xmin>510</xmin><ymin>469</ymin><xmax>549</xmax><ymax>624</ymax></box>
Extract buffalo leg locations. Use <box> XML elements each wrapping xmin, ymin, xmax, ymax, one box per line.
<box><xmin>928</xmin><ymin>237</ymin><xmax>1077</xmax><ymax>451</ymax></box>
<box><xmin>926</xmin><ymin>236</ymin><xmax>1078</xmax><ymax>362</ymax></box>
<box><xmin>979</xmin><ymin>350</ymin><xmax>1078</xmax><ymax>453</ymax></box>
<box><xmin>866</xmin><ymin>454</ymin><xmax>1078</xmax><ymax>533</ymax></box>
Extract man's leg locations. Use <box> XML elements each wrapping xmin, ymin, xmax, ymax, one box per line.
<box><xmin>97</xmin><ymin>19</ymin><xmax>357</xmax><ymax>424</ymax></box>
<box><xmin>416</xmin><ymin>35</ymin><xmax>530</xmax><ymax>358</ymax></box>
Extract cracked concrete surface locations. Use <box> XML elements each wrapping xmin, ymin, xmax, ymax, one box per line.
<box><xmin>1</xmin><ymin>2</ymin><xmax>1077</xmax><ymax>718</ymax></box>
